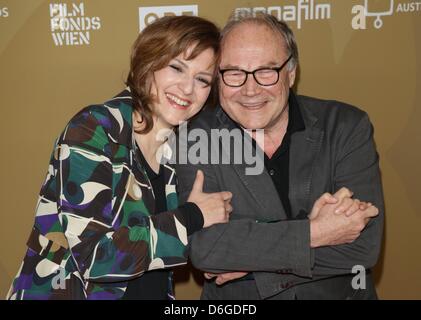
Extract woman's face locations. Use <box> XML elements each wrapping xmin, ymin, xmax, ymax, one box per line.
<box><xmin>150</xmin><ymin>46</ymin><xmax>216</xmax><ymax>129</ymax></box>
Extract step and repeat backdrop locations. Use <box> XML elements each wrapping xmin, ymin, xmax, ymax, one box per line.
<box><xmin>0</xmin><ymin>0</ymin><xmax>420</xmax><ymax>299</ymax></box>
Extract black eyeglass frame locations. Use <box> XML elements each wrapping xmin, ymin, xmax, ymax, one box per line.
<box><xmin>219</xmin><ymin>54</ymin><xmax>293</xmax><ymax>87</ymax></box>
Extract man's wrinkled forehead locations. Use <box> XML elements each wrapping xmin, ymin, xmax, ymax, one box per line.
<box><xmin>220</xmin><ymin>22</ymin><xmax>288</xmax><ymax>68</ymax></box>
<box><xmin>222</xmin><ymin>20</ymin><xmax>285</xmax><ymax>46</ymax></box>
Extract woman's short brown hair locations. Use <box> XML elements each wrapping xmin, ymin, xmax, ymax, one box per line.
<box><xmin>126</xmin><ymin>16</ymin><xmax>221</xmax><ymax>134</ymax></box>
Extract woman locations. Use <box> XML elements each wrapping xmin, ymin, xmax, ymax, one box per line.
<box><xmin>7</xmin><ymin>16</ymin><xmax>232</xmax><ymax>300</ymax></box>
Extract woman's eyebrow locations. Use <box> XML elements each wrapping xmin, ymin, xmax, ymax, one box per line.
<box><xmin>174</xmin><ymin>58</ymin><xmax>213</xmax><ymax>77</ymax></box>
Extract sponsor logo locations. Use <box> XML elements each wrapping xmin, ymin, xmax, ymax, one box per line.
<box><xmin>235</xmin><ymin>0</ymin><xmax>332</xmax><ymax>30</ymax></box>
<box><xmin>0</xmin><ymin>7</ymin><xmax>9</xmax><ymax>18</ymax></box>
<box><xmin>50</xmin><ymin>3</ymin><xmax>101</xmax><ymax>46</ymax></box>
<box><xmin>139</xmin><ymin>5</ymin><xmax>198</xmax><ymax>31</ymax></box>
<box><xmin>352</xmin><ymin>0</ymin><xmax>421</xmax><ymax>30</ymax></box>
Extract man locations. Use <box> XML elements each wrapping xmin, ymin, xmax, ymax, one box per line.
<box><xmin>175</xmin><ymin>14</ymin><xmax>384</xmax><ymax>299</ymax></box>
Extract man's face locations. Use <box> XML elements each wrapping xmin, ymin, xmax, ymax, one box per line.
<box><xmin>219</xmin><ymin>23</ymin><xmax>296</xmax><ymax>131</ymax></box>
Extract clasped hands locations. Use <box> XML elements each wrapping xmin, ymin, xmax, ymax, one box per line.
<box><xmin>204</xmin><ymin>187</ymin><xmax>379</xmax><ymax>285</ymax></box>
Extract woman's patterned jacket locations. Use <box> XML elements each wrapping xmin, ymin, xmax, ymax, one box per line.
<box><xmin>7</xmin><ymin>89</ymin><xmax>190</xmax><ymax>300</ymax></box>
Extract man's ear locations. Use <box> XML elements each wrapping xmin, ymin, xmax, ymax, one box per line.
<box><xmin>288</xmin><ymin>66</ymin><xmax>297</xmax><ymax>88</ymax></box>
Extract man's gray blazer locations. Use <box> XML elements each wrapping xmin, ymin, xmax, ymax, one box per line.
<box><xmin>175</xmin><ymin>93</ymin><xmax>384</xmax><ymax>300</ymax></box>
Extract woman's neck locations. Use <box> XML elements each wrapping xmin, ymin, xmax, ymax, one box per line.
<box><xmin>132</xmin><ymin>112</ymin><xmax>173</xmax><ymax>173</ymax></box>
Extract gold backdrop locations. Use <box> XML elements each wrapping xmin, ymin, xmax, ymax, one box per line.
<box><xmin>0</xmin><ymin>0</ymin><xmax>420</xmax><ymax>299</ymax></box>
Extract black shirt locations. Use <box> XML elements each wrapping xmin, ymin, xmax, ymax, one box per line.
<box><xmin>122</xmin><ymin>151</ymin><xmax>170</xmax><ymax>300</ymax></box>
<box><xmin>264</xmin><ymin>93</ymin><xmax>305</xmax><ymax>219</ymax></box>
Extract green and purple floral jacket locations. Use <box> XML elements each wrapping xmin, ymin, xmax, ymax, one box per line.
<box><xmin>7</xmin><ymin>89</ymin><xmax>190</xmax><ymax>300</ymax></box>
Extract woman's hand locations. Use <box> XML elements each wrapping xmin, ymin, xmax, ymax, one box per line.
<box><xmin>187</xmin><ymin>170</ymin><xmax>233</xmax><ymax>228</ymax></box>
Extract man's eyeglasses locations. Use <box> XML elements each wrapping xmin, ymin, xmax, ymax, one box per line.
<box><xmin>219</xmin><ymin>54</ymin><xmax>293</xmax><ymax>87</ymax></box>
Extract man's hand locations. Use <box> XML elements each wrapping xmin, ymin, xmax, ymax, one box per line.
<box><xmin>204</xmin><ymin>272</ymin><xmax>248</xmax><ymax>285</ymax></box>
<box><xmin>309</xmin><ymin>189</ymin><xmax>379</xmax><ymax>248</ymax></box>
<box><xmin>309</xmin><ymin>187</ymin><xmax>372</xmax><ymax>219</ymax></box>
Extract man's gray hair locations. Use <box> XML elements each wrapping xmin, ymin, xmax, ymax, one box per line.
<box><xmin>221</xmin><ymin>11</ymin><xmax>299</xmax><ymax>70</ymax></box>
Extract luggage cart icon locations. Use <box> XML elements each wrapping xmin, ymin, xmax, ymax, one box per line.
<box><xmin>364</xmin><ymin>0</ymin><xmax>394</xmax><ymax>29</ymax></box>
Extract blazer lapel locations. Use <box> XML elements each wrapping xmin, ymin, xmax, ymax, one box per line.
<box><xmin>232</xmin><ymin>163</ymin><xmax>288</xmax><ymax>222</ymax></box>
<box><xmin>216</xmin><ymin>109</ymin><xmax>288</xmax><ymax>222</ymax></box>
<box><xmin>289</xmin><ymin>104</ymin><xmax>324</xmax><ymax>218</ymax></box>
<box><xmin>163</xmin><ymin>163</ymin><xmax>178</xmax><ymax>211</ymax></box>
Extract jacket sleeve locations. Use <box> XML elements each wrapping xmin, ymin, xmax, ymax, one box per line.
<box><xmin>176</xmin><ymin>163</ymin><xmax>312</xmax><ymax>277</ymax></box>
<box><xmin>311</xmin><ymin>112</ymin><xmax>384</xmax><ymax>275</ymax></box>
